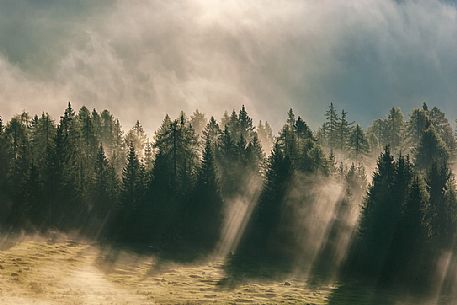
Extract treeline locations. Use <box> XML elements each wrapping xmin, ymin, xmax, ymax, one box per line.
<box><xmin>1</xmin><ymin>102</ymin><xmax>457</xmax><ymax>290</ymax></box>
<box><xmin>0</xmin><ymin>104</ymin><xmax>272</xmax><ymax>254</ymax></box>
<box><xmin>319</xmin><ymin>103</ymin><xmax>457</xmax><ymax>291</ymax></box>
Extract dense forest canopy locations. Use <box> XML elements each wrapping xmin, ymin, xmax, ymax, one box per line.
<box><xmin>1</xmin><ymin>102</ymin><xmax>457</xmax><ymax>293</ymax></box>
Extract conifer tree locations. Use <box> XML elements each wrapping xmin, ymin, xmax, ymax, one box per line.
<box><xmin>91</xmin><ymin>108</ymin><xmax>101</xmax><ymax>142</ymax></box>
<box><xmin>30</xmin><ymin>113</ymin><xmax>56</xmax><ymax>169</ymax></box>
<box><xmin>425</xmin><ymin>162</ymin><xmax>456</xmax><ymax>249</ymax></box>
<box><xmin>323</xmin><ymin>103</ymin><xmax>339</xmax><ymax>150</ymax></box>
<box><xmin>382</xmin><ymin>175</ymin><xmax>428</xmax><ymax>285</ymax></box>
<box><xmin>238</xmin><ymin>105</ymin><xmax>255</xmax><ymax>142</ymax></box>
<box><xmin>190</xmin><ymin>109</ymin><xmax>207</xmax><ymax>138</ymax></box>
<box><xmin>336</xmin><ymin>109</ymin><xmax>353</xmax><ymax>152</ymax></box>
<box><xmin>348</xmin><ymin>124</ymin><xmax>369</xmax><ymax>161</ymax></box>
<box><xmin>100</xmin><ymin>110</ymin><xmax>114</xmax><ymax>149</ymax></box>
<box><xmin>125</xmin><ymin>120</ymin><xmax>147</xmax><ymax>159</ymax></box>
<box><xmin>349</xmin><ymin>147</ymin><xmax>398</xmax><ymax>278</ymax></box>
<box><xmin>111</xmin><ymin>118</ymin><xmax>126</xmax><ymax>174</ymax></box>
<box><xmin>148</xmin><ymin>113</ymin><xmax>199</xmax><ymax>245</ymax></box>
<box><xmin>23</xmin><ymin>163</ymin><xmax>43</xmax><ymax>228</ymax></box>
<box><xmin>121</xmin><ymin>142</ymin><xmax>145</xmax><ymax>209</ymax></box>
<box><xmin>407</xmin><ymin>103</ymin><xmax>430</xmax><ymax>147</ymax></box>
<box><xmin>5</xmin><ymin>116</ymin><xmax>31</xmax><ymax>228</ymax></box>
<box><xmin>92</xmin><ymin>145</ymin><xmax>118</xmax><ymax>226</ymax></box>
<box><xmin>246</xmin><ymin>133</ymin><xmax>264</xmax><ymax>175</ymax></box>
<box><xmin>185</xmin><ymin>138</ymin><xmax>224</xmax><ymax>251</ymax></box>
<box><xmin>143</xmin><ymin>139</ymin><xmax>153</xmax><ymax>170</ymax></box>
<box><xmin>117</xmin><ymin>142</ymin><xmax>145</xmax><ymax>240</ymax></box>
<box><xmin>415</xmin><ymin>124</ymin><xmax>448</xmax><ymax>170</ymax></box>
<box><xmin>203</xmin><ymin>117</ymin><xmax>222</xmax><ymax>151</ymax></box>
<box><xmin>257</xmin><ymin>120</ymin><xmax>274</xmax><ymax>154</ymax></box>
<box><xmin>233</xmin><ymin>143</ymin><xmax>293</xmax><ymax>267</ymax></box>
<box><xmin>387</xmin><ymin>107</ymin><xmax>405</xmax><ymax>152</ymax></box>
<box><xmin>53</xmin><ymin>103</ymin><xmax>84</xmax><ymax>228</ymax></box>
<box><xmin>0</xmin><ymin>116</ymin><xmax>9</xmax><ymax>225</ymax></box>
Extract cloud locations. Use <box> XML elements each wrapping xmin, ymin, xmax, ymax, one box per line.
<box><xmin>0</xmin><ymin>0</ymin><xmax>456</xmax><ymax>134</ymax></box>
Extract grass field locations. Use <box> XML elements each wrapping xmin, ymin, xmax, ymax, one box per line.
<box><xmin>1</xmin><ymin>236</ymin><xmax>450</xmax><ymax>305</ymax></box>
<box><xmin>0</xmin><ymin>236</ymin><xmax>336</xmax><ymax>304</ymax></box>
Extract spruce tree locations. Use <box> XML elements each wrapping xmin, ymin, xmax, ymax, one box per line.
<box><xmin>92</xmin><ymin>145</ymin><xmax>118</xmax><ymax>229</ymax></box>
<box><xmin>348</xmin><ymin>147</ymin><xmax>397</xmax><ymax>279</ymax></box>
<box><xmin>190</xmin><ymin>109</ymin><xmax>207</xmax><ymax>138</ymax></box>
<box><xmin>348</xmin><ymin>124</ymin><xmax>369</xmax><ymax>161</ymax></box>
<box><xmin>425</xmin><ymin>162</ymin><xmax>456</xmax><ymax>249</ymax></box>
<box><xmin>323</xmin><ymin>103</ymin><xmax>339</xmax><ymax>150</ymax></box>
<box><xmin>387</xmin><ymin>107</ymin><xmax>405</xmax><ymax>152</ymax></box>
<box><xmin>336</xmin><ymin>109</ymin><xmax>353</xmax><ymax>152</ymax></box>
<box><xmin>5</xmin><ymin>116</ymin><xmax>31</xmax><ymax>228</ymax></box>
<box><xmin>125</xmin><ymin>120</ymin><xmax>147</xmax><ymax>159</ymax></box>
<box><xmin>415</xmin><ymin>124</ymin><xmax>449</xmax><ymax>170</ymax></box>
<box><xmin>117</xmin><ymin>142</ymin><xmax>145</xmax><ymax>241</ymax></box>
<box><xmin>257</xmin><ymin>120</ymin><xmax>274</xmax><ymax>154</ymax></box>
<box><xmin>185</xmin><ymin>138</ymin><xmax>224</xmax><ymax>251</ymax></box>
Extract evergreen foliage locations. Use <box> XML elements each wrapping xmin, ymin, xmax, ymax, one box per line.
<box><xmin>0</xmin><ymin>101</ymin><xmax>457</xmax><ymax>290</ymax></box>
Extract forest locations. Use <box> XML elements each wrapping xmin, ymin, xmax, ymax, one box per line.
<box><xmin>1</xmin><ymin>102</ymin><xmax>457</xmax><ymax>298</ymax></box>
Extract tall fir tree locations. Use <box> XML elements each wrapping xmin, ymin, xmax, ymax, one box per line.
<box><xmin>348</xmin><ymin>124</ymin><xmax>369</xmax><ymax>161</ymax></box>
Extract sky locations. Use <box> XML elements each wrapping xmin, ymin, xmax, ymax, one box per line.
<box><xmin>0</xmin><ymin>0</ymin><xmax>456</xmax><ymax>133</ymax></box>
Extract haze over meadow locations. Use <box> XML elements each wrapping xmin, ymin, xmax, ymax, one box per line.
<box><xmin>2</xmin><ymin>1</ymin><xmax>457</xmax><ymax>304</ymax></box>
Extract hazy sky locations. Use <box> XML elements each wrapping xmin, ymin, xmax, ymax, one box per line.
<box><xmin>0</xmin><ymin>0</ymin><xmax>456</xmax><ymax>133</ymax></box>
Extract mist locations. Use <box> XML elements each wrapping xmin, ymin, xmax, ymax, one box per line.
<box><xmin>1</xmin><ymin>0</ymin><xmax>457</xmax><ymax>133</ymax></box>
<box><xmin>3</xmin><ymin>1</ymin><xmax>457</xmax><ymax>304</ymax></box>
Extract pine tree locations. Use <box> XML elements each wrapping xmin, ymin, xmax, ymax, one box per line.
<box><xmin>295</xmin><ymin>116</ymin><xmax>314</xmax><ymax>141</ymax></box>
<box><xmin>220</xmin><ymin>111</ymin><xmax>230</xmax><ymax>128</ymax></box>
<box><xmin>23</xmin><ymin>163</ymin><xmax>43</xmax><ymax>228</ymax></box>
<box><xmin>246</xmin><ymin>133</ymin><xmax>264</xmax><ymax>175</ymax></box>
<box><xmin>226</xmin><ymin>110</ymin><xmax>240</xmax><ymax>139</ymax></box>
<box><xmin>51</xmin><ymin>102</ymin><xmax>83</xmax><ymax>228</ymax></box>
<box><xmin>117</xmin><ymin>142</ymin><xmax>145</xmax><ymax>240</ymax></box>
<box><xmin>0</xmin><ymin>116</ymin><xmax>9</xmax><ymax>225</ymax></box>
<box><xmin>257</xmin><ymin>120</ymin><xmax>274</xmax><ymax>154</ymax></box>
<box><xmin>148</xmin><ymin>113</ymin><xmax>199</xmax><ymax>246</ymax></box>
<box><xmin>111</xmin><ymin>118</ymin><xmax>126</xmax><ymax>174</ymax></box>
<box><xmin>30</xmin><ymin>113</ymin><xmax>56</xmax><ymax>169</ymax></box>
<box><xmin>202</xmin><ymin>117</ymin><xmax>222</xmax><ymax>151</ymax></box>
<box><xmin>125</xmin><ymin>120</ymin><xmax>147</xmax><ymax>159</ymax></box>
<box><xmin>91</xmin><ymin>108</ymin><xmax>101</xmax><ymax>142</ymax></box>
<box><xmin>185</xmin><ymin>138</ymin><xmax>224</xmax><ymax>251</ymax></box>
<box><xmin>217</xmin><ymin>125</ymin><xmax>238</xmax><ymax>197</ymax></box>
<box><xmin>121</xmin><ymin>142</ymin><xmax>144</xmax><ymax>209</ymax></box>
<box><xmin>78</xmin><ymin>106</ymin><xmax>98</xmax><ymax>202</ymax></box>
<box><xmin>233</xmin><ymin>143</ymin><xmax>293</xmax><ymax>268</ymax></box>
<box><xmin>348</xmin><ymin>124</ymin><xmax>369</xmax><ymax>161</ymax></box>
<box><xmin>5</xmin><ymin>116</ymin><xmax>31</xmax><ymax>228</ymax></box>
<box><xmin>190</xmin><ymin>109</ymin><xmax>207</xmax><ymax>138</ymax></box>
<box><xmin>383</xmin><ymin>175</ymin><xmax>428</xmax><ymax>285</ymax></box>
<box><xmin>238</xmin><ymin>105</ymin><xmax>255</xmax><ymax>142</ymax></box>
<box><xmin>425</xmin><ymin>162</ymin><xmax>456</xmax><ymax>249</ymax></box>
<box><xmin>336</xmin><ymin>110</ymin><xmax>353</xmax><ymax>152</ymax></box>
<box><xmin>387</xmin><ymin>107</ymin><xmax>405</xmax><ymax>152</ymax></box>
<box><xmin>99</xmin><ymin>110</ymin><xmax>114</xmax><ymax>153</ymax></box>
<box><xmin>415</xmin><ymin>124</ymin><xmax>448</xmax><ymax>170</ymax></box>
<box><xmin>348</xmin><ymin>147</ymin><xmax>398</xmax><ymax>279</ymax></box>
<box><xmin>286</xmin><ymin>108</ymin><xmax>295</xmax><ymax>127</ymax></box>
<box><xmin>92</xmin><ymin>145</ymin><xmax>118</xmax><ymax>225</ymax></box>
<box><xmin>407</xmin><ymin>104</ymin><xmax>430</xmax><ymax>148</ymax></box>
<box><xmin>429</xmin><ymin>106</ymin><xmax>456</xmax><ymax>155</ymax></box>
<box><xmin>323</xmin><ymin>103</ymin><xmax>339</xmax><ymax>150</ymax></box>
<box><xmin>143</xmin><ymin>139</ymin><xmax>154</xmax><ymax>170</ymax></box>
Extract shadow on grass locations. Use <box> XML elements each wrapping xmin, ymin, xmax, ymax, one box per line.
<box><xmin>94</xmin><ymin>240</ymin><xmax>217</xmax><ymax>278</ymax></box>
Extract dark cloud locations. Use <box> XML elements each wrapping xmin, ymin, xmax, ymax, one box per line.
<box><xmin>0</xmin><ymin>0</ymin><xmax>456</xmax><ymax>133</ymax></box>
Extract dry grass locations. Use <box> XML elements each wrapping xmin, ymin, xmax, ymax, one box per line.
<box><xmin>0</xmin><ymin>237</ymin><xmax>334</xmax><ymax>304</ymax></box>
